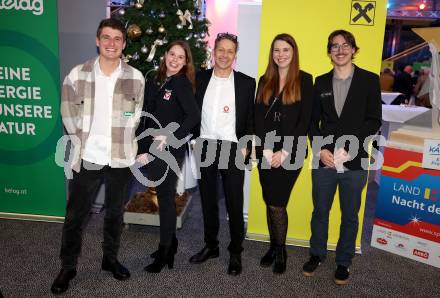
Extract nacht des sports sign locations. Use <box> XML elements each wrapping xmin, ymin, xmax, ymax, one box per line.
<box><xmin>372</xmin><ymin>147</ymin><xmax>440</xmax><ymax>268</ymax></box>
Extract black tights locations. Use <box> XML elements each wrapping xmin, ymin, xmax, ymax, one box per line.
<box><xmin>266</xmin><ymin>205</ymin><xmax>288</xmax><ymax>246</ymax></box>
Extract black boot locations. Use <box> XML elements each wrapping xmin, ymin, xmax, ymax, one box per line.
<box><xmin>144</xmin><ymin>245</ymin><xmax>174</xmax><ymax>273</ymax></box>
<box><xmin>150</xmin><ymin>234</ymin><xmax>178</xmax><ymax>258</ymax></box>
<box><xmin>261</xmin><ymin>206</ymin><xmax>276</xmax><ymax>267</ymax></box>
<box><xmin>260</xmin><ymin>245</ymin><xmax>276</xmax><ymax>267</ymax></box>
<box><xmin>273</xmin><ymin>245</ymin><xmax>287</xmax><ymax>274</ymax></box>
<box><xmin>266</xmin><ymin>205</ymin><xmax>288</xmax><ymax>274</ymax></box>
<box><xmin>50</xmin><ymin>268</ymin><xmax>77</xmax><ymax>294</ymax></box>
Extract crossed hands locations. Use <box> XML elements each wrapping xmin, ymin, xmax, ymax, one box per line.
<box><xmin>263</xmin><ymin>149</ymin><xmax>289</xmax><ymax>168</ymax></box>
<box><xmin>320</xmin><ymin>148</ymin><xmax>351</xmax><ymax>170</ymax></box>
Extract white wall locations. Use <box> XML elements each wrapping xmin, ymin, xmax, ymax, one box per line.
<box><xmin>236</xmin><ymin>2</ymin><xmax>262</xmax><ymax>79</ymax></box>
<box><xmin>235</xmin><ymin>2</ymin><xmax>262</xmax><ymax>220</ymax></box>
<box><xmin>58</xmin><ymin>0</ymin><xmax>108</xmax><ymax>80</ymax></box>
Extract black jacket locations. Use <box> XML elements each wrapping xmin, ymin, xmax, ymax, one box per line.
<box><xmin>309</xmin><ymin>65</ymin><xmax>382</xmax><ymax>170</ymax></box>
<box><xmin>192</xmin><ymin>69</ymin><xmax>256</xmax><ymax>142</ymax></box>
<box><xmin>254</xmin><ymin>70</ymin><xmax>314</xmax><ymax>158</ymax></box>
<box><xmin>137</xmin><ymin>74</ymin><xmax>201</xmax><ymax>157</ymax></box>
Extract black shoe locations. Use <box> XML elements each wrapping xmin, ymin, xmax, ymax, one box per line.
<box><xmin>302</xmin><ymin>256</ymin><xmax>322</xmax><ymax>277</ymax></box>
<box><xmin>101</xmin><ymin>258</ymin><xmax>130</xmax><ymax>280</ymax></box>
<box><xmin>144</xmin><ymin>245</ymin><xmax>174</xmax><ymax>273</ymax></box>
<box><xmin>227</xmin><ymin>254</ymin><xmax>242</xmax><ymax>276</ymax></box>
<box><xmin>273</xmin><ymin>246</ymin><xmax>286</xmax><ymax>274</ymax></box>
<box><xmin>50</xmin><ymin>269</ymin><xmax>77</xmax><ymax>294</ymax></box>
<box><xmin>260</xmin><ymin>246</ymin><xmax>275</xmax><ymax>267</ymax></box>
<box><xmin>334</xmin><ymin>265</ymin><xmax>350</xmax><ymax>285</ymax></box>
<box><xmin>151</xmin><ymin>235</ymin><xmax>178</xmax><ymax>258</ymax></box>
<box><xmin>189</xmin><ymin>246</ymin><xmax>219</xmax><ymax>264</ymax></box>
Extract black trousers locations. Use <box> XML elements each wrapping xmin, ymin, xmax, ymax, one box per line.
<box><xmin>60</xmin><ymin>161</ymin><xmax>131</xmax><ymax>269</ymax></box>
<box><xmin>146</xmin><ymin>155</ymin><xmax>183</xmax><ymax>247</ymax></box>
<box><xmin>198</xmin><ymin>140</ymin><xmax>245</xmax><ymax>254</ymax></box>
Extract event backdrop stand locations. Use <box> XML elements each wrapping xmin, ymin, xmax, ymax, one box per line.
<box><xmin>371</xmin><ymin>126</ymin><xmax>440</xmax><ymax>268</ymax></box>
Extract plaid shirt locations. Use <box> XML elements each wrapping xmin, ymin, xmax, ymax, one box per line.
<box><xmin>61</xmin><ymin>57</ymin><xmax>145</xmax><ymax>172</ymax></box>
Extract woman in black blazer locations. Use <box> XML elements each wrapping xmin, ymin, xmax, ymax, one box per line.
<box><xmin>254</xmin><ymin>33</ymin><xmax>313</xmax><ymax>273</ymax></box>
<box><xmin>137</xmin><ymin>40</ymin><xmax>200</xmax><ymax>273</ymax></box>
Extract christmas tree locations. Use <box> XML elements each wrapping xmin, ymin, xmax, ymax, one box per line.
<box><xmin>113</xmin><ymin>0</ymin><xmax>210</xmax><ymax>77</ymax></box>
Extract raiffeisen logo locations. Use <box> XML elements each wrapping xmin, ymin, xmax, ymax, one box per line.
<box><xmin>0</xmin><ymin>0</ymin><xmax>44</xmax><ymax>16</ymax></box>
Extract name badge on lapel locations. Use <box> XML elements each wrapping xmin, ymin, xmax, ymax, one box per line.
<box><xmin>163</xmin><ymin>89</ymin><xmax>172</xmax><ymax>101</ymax></box>
<box><xmin>223</xmin><ymin>105</ymin><xmax>230</xmax><ymax>113</ymax></box>
<box><xmin>320</xmin><ymin>91</ymin><xmax>333</xmax><ymax>98</ymax></box>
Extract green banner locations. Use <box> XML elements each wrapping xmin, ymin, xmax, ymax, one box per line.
<box><xmin>0</xmin><ymin>1</ymin><xmax>65</xmax><ymax>221</ymax></box>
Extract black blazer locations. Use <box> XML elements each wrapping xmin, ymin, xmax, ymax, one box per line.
<box><xmin>254</xmin><ymin>70</ymin><xmax>314</xmax><ymax>158</ymax></box>
<box><xmin>137</xmin><ymin>74</ymin><xmax>201</xmax><ymax>158</ymax></box>
<box><xmin>192</xmin><ymin>69</ymin><xmax>256</xmax><ymax>142</ymax></box>
<box><xmin>309</xmin><ymin>65</ymin><xmax>382</xmax><ymax>170</ymax></box>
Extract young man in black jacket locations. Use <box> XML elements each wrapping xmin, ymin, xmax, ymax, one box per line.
<box><xmin>304</xmin><ymin>30</ymin><xmax>382</xmax><ymax>285</ymax></box>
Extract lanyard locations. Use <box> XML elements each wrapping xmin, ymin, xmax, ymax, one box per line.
<box><xmin>264</xmin><ymin>96</ymin><xmax>279</xmax><ymax>119</ymax></box>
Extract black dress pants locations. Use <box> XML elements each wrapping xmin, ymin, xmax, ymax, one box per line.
<box><xmin>146</xmin><ymin>155</ymin><xmax>184</xmax><ymax>246</ymax></box>
<box><xmin>60</xmin><ymin>161</ymin><xmax>130</xmax><ymax>269</ymax></box>
<box><xmin>198</xmin><ymin>140</ymin><xmax>245</xmax><ymax>254</ymax></box>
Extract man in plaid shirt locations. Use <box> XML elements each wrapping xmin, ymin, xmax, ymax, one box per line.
<box><xmin>51</xmin><ymin>18</ymin><xmax>144</xmax><ymax>294</ymax></box>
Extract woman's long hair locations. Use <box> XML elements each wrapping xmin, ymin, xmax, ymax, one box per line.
<box><xmin>256</xmin><ymin>33</ymin><xmax>301</xmax><ymax>105</ymax></box>
<box><xmin>157</xmin><ymin>40</ymin><xmax>196</xmax><ymax>91</ymax></box>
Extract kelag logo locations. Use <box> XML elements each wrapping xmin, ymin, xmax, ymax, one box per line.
<box><xmin>422</xmin><ymin>139</ymin><xmax>440</xmax><ymax>170</ymax></box>
<box><xmin>0</xmin><ymin>0</ymin><xmax>44</xmax><ymax>16</ymax></box>
<box><xmin>428</xmin><ymin>143</ymin><xmax>440</xmax><ymax>155</ymax></box>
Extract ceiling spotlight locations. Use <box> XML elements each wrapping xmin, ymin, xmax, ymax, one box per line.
<box><xmin>419</xmin><ymin>3</ymin><xmax>426</xmax><ymax>10</ymax></box>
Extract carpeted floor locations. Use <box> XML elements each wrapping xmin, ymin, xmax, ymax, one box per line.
<box><xmin>0</xmin><ymin>176</ymin><xmax>439</xmax><ymax>298</ymax></box>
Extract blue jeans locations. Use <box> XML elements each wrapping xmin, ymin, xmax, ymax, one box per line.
<box><xmin>309</xmin><ymin>168</ymin><xmax>368</xmax><ymax>267</ymax></box>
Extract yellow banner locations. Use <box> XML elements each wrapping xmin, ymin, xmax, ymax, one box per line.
<box><xmin>247</xmin><ymin>0</ymin><xmax>387</xmax><ymax>250</ymax></box>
